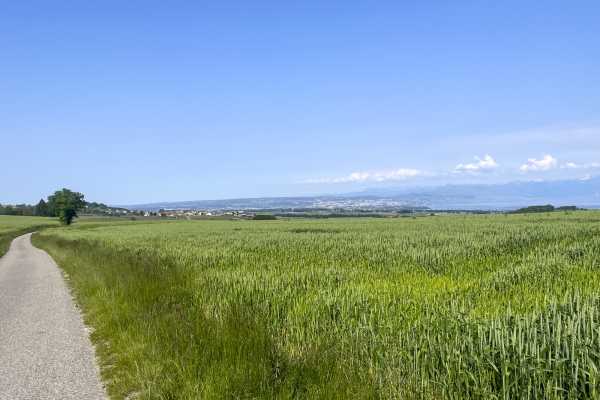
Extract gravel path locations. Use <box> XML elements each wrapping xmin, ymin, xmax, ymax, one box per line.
<box><xmin>0</xmin><ymin>233</ymin><xmax>106</xmax><ymax>399</ymax></box>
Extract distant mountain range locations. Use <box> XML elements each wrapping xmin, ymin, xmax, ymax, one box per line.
<box><xmin>347</xmin><ymin>176</ymin><xmax>600</xmax><ymax>199</ymax></box>
<box><xmin>348</xmin><ymin>176</ymin><xmax>600</xmax><ymax>208</ymax></box>
<box><xmin>118</xmin><ymin>176</ymin><xmax>600</xmax><ymax>211</ymax></box>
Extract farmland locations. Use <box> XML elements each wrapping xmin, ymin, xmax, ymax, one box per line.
<box><xmin>31</xmin><ymin>212</ymin><xmax>600</xmax><ymax>398</ymax></box>
<box><xmin>0</xmin><ymin>215</ymin><xmax>58</xmax><ymax>257</ymax></box>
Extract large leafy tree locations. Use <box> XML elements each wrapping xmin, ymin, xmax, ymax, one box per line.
<box><xmin>35</xmin><ymin>199</ymin><xmax>48</xmax><ymax>216</ymax></box>
<box><xmin>47</xmin><ymin>189</ymin><xmax>86</xmax><ymax>225</ymax></box>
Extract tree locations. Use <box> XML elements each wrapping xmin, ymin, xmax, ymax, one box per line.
<box><xmin>35</xmin><ymin>199</ymin><xmax>48</xmax><ymax>216</ymax></box>
<box><xmin>3</xmin><ymin>205</ymin><xmax>22</xmax><ymax>215</ymax></box>
<box><xmin>510</xmin><ymin>204</ymin><xmax>555</xmax><ymax>214</ymax></box>
<box><xmin>47</xmin><ymin>189</ymin><xmax>86</xmax><ymax>225</ymax></box>
<box><xmin>253</xmin><ymin>214</ymin><xmax>277</xmax><ymax>220</ymax></box>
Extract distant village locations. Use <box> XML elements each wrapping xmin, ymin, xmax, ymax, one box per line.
<box><xmin>93</xmin><ymin>207</ymin><xmax>254</xmax><ymax>218</ymax></box>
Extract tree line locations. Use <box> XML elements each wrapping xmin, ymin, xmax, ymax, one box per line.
<box><xmin>508</xmin><ymin>205</ymin><xmax>583</xmax><ymax>214</ymax></box>
<box><xmin>2</xmin><ymin>188</ymin><xmax>86</xmax><ymax>225</ymax></box>
<box><xmin>0</xmin><ymin>204</ymin><xmax>35</xmax><ymax>216</ymax></box>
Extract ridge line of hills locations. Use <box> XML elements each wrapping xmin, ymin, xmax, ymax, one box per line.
<box><xmin>116</xmin><ymin>176</ymin><xmax>600</xmax><ymax>211</ymax></box>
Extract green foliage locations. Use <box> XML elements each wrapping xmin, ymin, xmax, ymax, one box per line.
<box><xmin>511</xmin><ymin>204</ymin><xmax>555</xmax><ymax>213</ymax></box>
<box><xmin>253</xmin><ymin>214</ymin><xmax>277</xmax><ymax>220</ymax></box>
<box><xmin>84</xmin><ymin>202</ymin><xmax>112</xmax><ymax>215</ymax></box>
<box><xmin>2</xmin><ymin>205</ymin><xmax>23</xmax><ymax>216</ymax></box>
<box><xmin>33</xmin><ymin>212</ymin><xmax>600</xmax><ymax>398</ymax></box>
<box><xmin>47</xmin><ymin>188</ymin><xmax>86</xmax><ymax>225</ymax></box>
<box><xmin>557</xmin><ymin>206</ymin><xmax>581</xmax><ymax>211</ymax></box>
<box><xmin>0</xmin><ymin>204</ymin><xmax>35</xmax><ymax>216</ymax></box>
<box><xmin>35</xmin><ymin>199</ymin><xmax>48</xmax><ymax>216</ymax></box>
<box><xmin>87</xmin><ymin>202</ymin><xmax>108</xmax><ymax>209</ymax></box>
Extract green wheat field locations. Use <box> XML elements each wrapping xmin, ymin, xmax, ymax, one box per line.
<box><xmin>26</xmin><ymin>212</ymin><xmax>600</xmax><ymax>398</ymax></box>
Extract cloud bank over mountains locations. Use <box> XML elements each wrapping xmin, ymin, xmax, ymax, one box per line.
<box><xmin>296</xmin><ymin>154</ymin><xmax>598</xmax><ymax>186</ymax></box>
<box><xmin>518</xmin><ymin>155</ymin><xmax>558</xmax><ymax>173</ymax></box>
<box><xmin>562</xmin><ymin>162</ymin><xmax>600</xmax><ymax>170</ymax></box>
<box><xmin>454</xmin><ymin>155</ymin><xmax>499</xmax><ymax>172</ymax></box>
<box><xmin>295</xmin><ymin>169</ymin><xmax>423</xmax><ymax>184</ymax></box>
<box><xmin>291</xmin><ymin>122</ymin><xmax>600</xmax><ymax>193</ymax></box>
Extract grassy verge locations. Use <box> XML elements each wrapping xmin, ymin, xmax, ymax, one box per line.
<box><xmin>31</xmin><ymin>233</ymin><xmax>379</xmax><ymax>399</ymax></box>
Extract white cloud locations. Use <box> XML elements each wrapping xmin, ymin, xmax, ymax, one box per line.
<box><xmin>342</xmin><ymin>172</ymin><xmax>369</xmax><ymax>182</ymax></box>
<box><xmin>294</xmin><ymin>168</ymin><xmax>423</xmax><ymax>184</ymax></box>
<box><xmin>561</xmin><ymin>162</ymin><xmax>600</xmax><ymax>170</ymax></box>
<box><xmin>294</xmin><ymin>172</ymin><xmax>369</xmax><ymax>184</ymax></box>
<box><xmin>454</xmin><ymin>154</ymin><xmax>499</xmax><ymax>172</ymax></box>
<box><xmin>374</xmin><ymin>168</ymin><xmax>421</xmax><ymax>181</ymax></box>
<box><xmin>518</xmin><ymin>155</ymin><xmax>558</xmax><ymax>173</ymax></box>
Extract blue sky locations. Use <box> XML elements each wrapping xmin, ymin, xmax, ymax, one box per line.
<box><xmin>1</xmin><ymin>1</ymin><xmax>599</xmax><ymax>205</ymax></box>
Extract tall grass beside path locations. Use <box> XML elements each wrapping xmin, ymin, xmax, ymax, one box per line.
<box><xmin>30</xmin><ymin>232</ymin><xmax>378</xmax><ymax>399</ymax></box>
